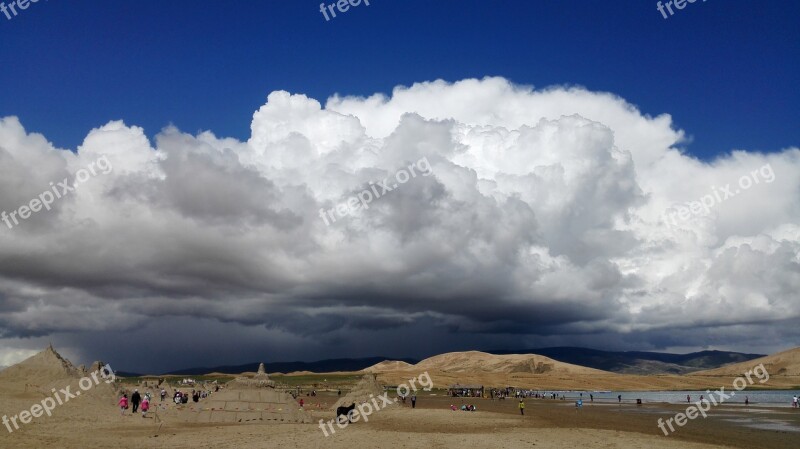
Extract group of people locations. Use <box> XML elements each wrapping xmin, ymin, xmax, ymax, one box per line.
<box><xmin>393</xmin><ymin>394</ymin><xmax>418</xmax><ymax>408</ymax></box>
<box><xmin>117</xmin><ymin>389</ymin><xmax>151</xmax><ymax>417</ymax></box>
<box><xmin>538</xmin><ymin>392</ymin><xmax>567</xmax><ymax>400</ymax></box>
<box><xmin>488</xmin><ymin>388</ymin><xmax>509</xmax><ymax>399</ymax></box>
<box><xmin>487</xmin><ymin>388</ymin><xmax>585</xmax><ymax>401</ymax></box>
<box><xmin>450</xmin><ymin>388</ymin><xmax>482</xmax><ymax>397</ymax></box>
<box><xmin>117</xmin><ymin>384</ymin><xmax>218</xmax><ymax>418</ymax></box>
<box><xmin>451</xmin><ymin>404</ymin><xmax>477</xmax><ymax>411</ymax></box>
<box><xmin>173</xmin><ymin>389</ymin><xmax>207</xmax><ymax>404</ymax></box>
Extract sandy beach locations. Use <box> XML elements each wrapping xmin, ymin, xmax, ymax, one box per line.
<box><xmin>3</xmin><ymin>347</ymin><xmax>800</xmax><ymax>448</ymax></box>
<box><xmin>3</xmin><ymin>385</ymin><xmax>799</xmax><ymax>449</ymax></box>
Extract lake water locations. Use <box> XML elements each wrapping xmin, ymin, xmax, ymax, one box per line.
<box><xmin>551</xmin><ymin>390</ymin><xmax>799</xmax><ymax>407</ymax></box>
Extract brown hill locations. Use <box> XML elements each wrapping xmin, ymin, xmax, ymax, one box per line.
<box><xmin>371</xmin><ymin>351</ymin><xmax>609</xmax><ymax>375</ymax></box>
<box><xmin>365</xmin><ymin>349</ymin><xmax>800</xmax><ymax>390</ymax></box>
<box><xmin>364</xmin><ymin>360</ymin><xmax>415</xmax><ymax>372</ymax></box>
<box><xmin>692</xmin><ymin>347</ymin><xmax>800</xmax><ymax>377</ymax></box>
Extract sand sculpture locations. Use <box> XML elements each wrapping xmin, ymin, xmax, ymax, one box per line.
<box><xmin>333</xmin><ymin>373</ymin><xmax>393</xmax><ymax>410</ymax></box>
<box><xmin>175</xmin><ymin>361</ymin><xmax>311</xmax><ymax>424</ymax></box>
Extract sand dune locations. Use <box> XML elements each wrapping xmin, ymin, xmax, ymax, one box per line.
<box><xmin>363</xmin><ymin>349</ymin><xmax>800</xmax><ymax>390</ymax></box>
<box><xmin>368</xmin><ymin>350</ymin><xmax>609</xmax><ymax>375</ymax></box>
<box><xmin>692</xmin><ymin>347</ymin><xmax>800</xmax><ymax>376</ymax></box>
<box><xmin>364</xmin><ymin>360</ymin><xmax>414</xmax><ymax>372</ymax></box>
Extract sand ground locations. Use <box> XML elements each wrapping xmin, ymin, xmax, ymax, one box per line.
<box><xmin>2</xmin><ymin>391</ymin><xmax>798</xmax><ymax>449</ymax></box>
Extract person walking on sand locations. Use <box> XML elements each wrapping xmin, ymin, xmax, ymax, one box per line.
<box><xmin>519</xmin><ymin>399</ymin><xmax>525</xmax><ymax>416</ymax></box>
<box><xmin>618</xmin><ymin>394</ymin><xmax>622</xmax><ymax>403</ymax></box>
<box><xmin>118</xmin><ymin>394</ymin><xmax>129</xmax><ymax>416</ymax></box>
<box><xmin>745</xmin><ymin>396</ymin><xmax>749</xmax><ymax>406</ymax></box>
<box><xmin>411</xmin><ymin>394</ymin><xmax>417</xmax><ymax>409</ymax></box>
<box><xmin>131</xmin><ymin>389</ymin><xmax>141</xmax><ymax>413</ymax></box>
<box><xmin>141</xmin><ymin>396</ymin><xmax>150</xmax><ymax>418</ymax></box>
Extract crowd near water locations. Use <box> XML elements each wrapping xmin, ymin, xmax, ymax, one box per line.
<box><xmin>448</xmin><ymin>386</ymin><xmax>799</xmax><ymax>408</ymax></box>
<box><xmin>479</xmin><ymin>389</ymin><xmax>800</xmax><ymax>407</ymax></box>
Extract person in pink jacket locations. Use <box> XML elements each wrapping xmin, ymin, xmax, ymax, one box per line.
<box><xmin>140</xmin><ymin>396</ymin><xmax>150</xmax><ymax>418</ymax></box>
<box><xmin>119</xmin><ymin>394</ymin><xmax>129</xmax><ymax>415</ymax></box>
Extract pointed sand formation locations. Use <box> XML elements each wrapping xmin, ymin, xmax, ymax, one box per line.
<box><xmin>0</xmin><ymin>345</ymin><xmax>116</xmax><ymax>396</ymax></box>
<box><xmin>0</xmin><ymin>345</ymin><xmax>118</xmax><ymax>428</ymax></box>
<box><xmin>225</xmin><ymin>361</ymin><xmax>276</xmax><ymax>388</ymax></box>
<box><xmin>333</xmin><ymin>373</ymin><xmax>393</xmax><ymax>410</ymax></box>
<box><xmin>0</xmin><ymin>345</ymin><xmax>80</xmax><ymax>388</ymax></box>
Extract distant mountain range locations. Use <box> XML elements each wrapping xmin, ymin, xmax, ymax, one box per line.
<box><xmin>487</xmin><ymin>347</ymin><xmax>765</xmax><ymax>375</ymax></box>
<box><xmin>121</xmin><ymin>347</ymin><xmax>764</xmax><ymax>377</ymax></box>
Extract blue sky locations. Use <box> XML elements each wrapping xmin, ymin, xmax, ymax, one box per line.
<box><xmin>1</xmin><ymin>1</ymin><xmax>800</xmax><ymax>371</ymax></box>
<box><xmin>1</xmin><ymin>0</ymin><xmax>797</xmax><ymax>159</ymax></box>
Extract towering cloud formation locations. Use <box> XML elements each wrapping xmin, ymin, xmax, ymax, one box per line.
<box><xmin>0</xmin><ymin>77</ymin><xmax>797</xmax><ymax>369</ymax></box>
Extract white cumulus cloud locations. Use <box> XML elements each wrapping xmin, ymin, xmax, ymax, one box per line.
<box><xmin>0</xmin><ymin>77</ymin><xmax>797</xmax><ymax>369</ymax></box>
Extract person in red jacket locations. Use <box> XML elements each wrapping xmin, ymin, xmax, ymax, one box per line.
<box><xmin>118</xmin><ymin>394</ymin><xmax>129</xmax><ymax>416</ymax></box>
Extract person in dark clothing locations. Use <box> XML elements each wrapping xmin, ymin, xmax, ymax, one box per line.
<box><xmin>131</xmin><ymin>390</ymin><xmax>141</xmax><ymax>413</ymax></box>
<box><xmin>411</xmin><ymin>394</ymin><xmax>417</xmax><ymax>408</ymax></box>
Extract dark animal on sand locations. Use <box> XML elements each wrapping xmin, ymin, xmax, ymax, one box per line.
<box><xmin>336</xmin><ymin>403</ymin><xmax>356</xmax><ymax>424</ymax></box>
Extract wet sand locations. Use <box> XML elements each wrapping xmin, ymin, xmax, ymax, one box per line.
<box><xmin>411</xmin><ymin>394</ymin><xmax>800</xmax><ymax>448</ymax></box>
